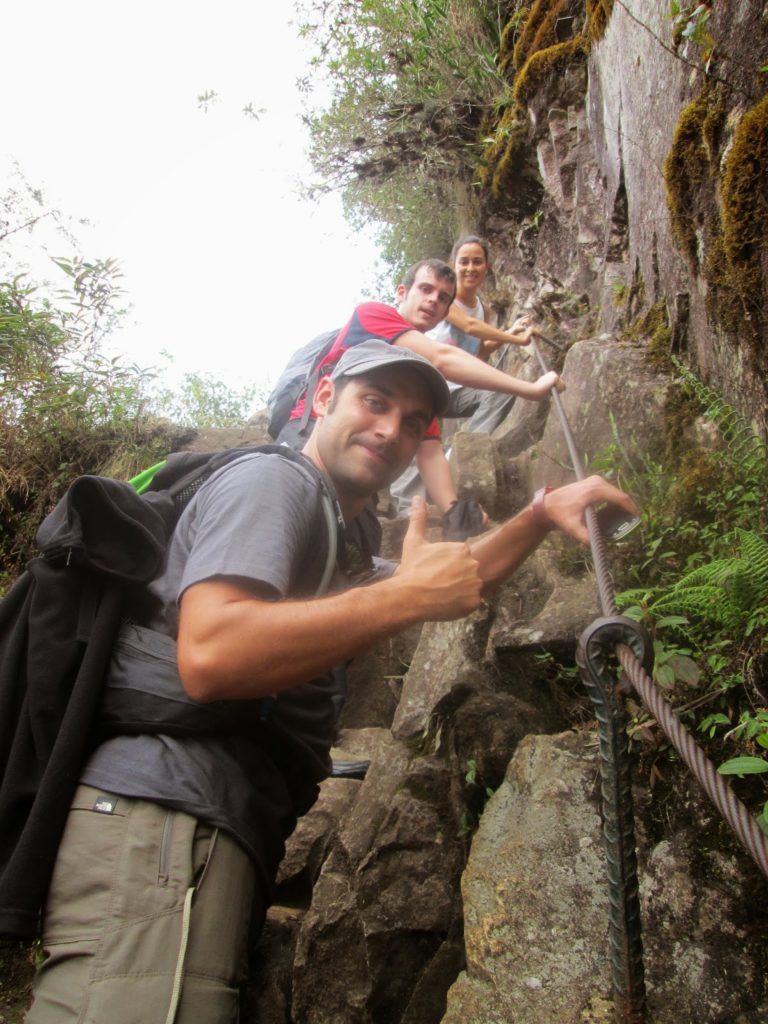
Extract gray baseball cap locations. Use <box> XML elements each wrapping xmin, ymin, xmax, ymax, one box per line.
<box><xmin>330</xmin><ymin>340</ymin><xmax>450</xmax><ymax>417</ymax></box>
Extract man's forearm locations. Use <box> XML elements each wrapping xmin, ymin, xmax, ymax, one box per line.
<box><xmin>395</xmin><ymin>330</ymin><xmax>548</xmax><ymax>398</ymax></box>
<box><xmin>178</xmin><ymin>531</ymin><xmax>483</xmax><ymax>703</ymax></box>
<box><xmin>179</xmin><ymin>577</ymin><xmax>423</xmax><ymax>702</ymax></box>
<box><xmin>469</xmin><ymin>502</ymin><xmax>549</xmax><ymax>588</ymax></box>
<box><xmin>469</xmin><ymin>475</ymin><xmax>641</xmax><ymax>586</ymax></box>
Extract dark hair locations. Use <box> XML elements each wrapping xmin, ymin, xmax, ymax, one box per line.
<box><xmin>401</xmin><ymin>258</ymin><xmax>456</xmax><ymax>293</ymax></box>
<box><xmin>450</xmin><ymin>234</ymin><xmax>490</xmax><ymax>264</ymax></box>
<box><xmin>325</xmin><ymin>374</ymin><xmax>349</xmax><ymax>414</ymax></box>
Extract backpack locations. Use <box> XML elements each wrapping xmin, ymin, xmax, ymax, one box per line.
<box><xmin>0</xmin><ymin>445</ymin><xmax>343</xmax><ymax>939</ymax></box>
<box><xmin>266</xmin><ymin>327</ymin><xmax>340</xmax><ymax>439</ymax></box>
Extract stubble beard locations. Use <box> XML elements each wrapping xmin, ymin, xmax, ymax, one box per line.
<box><xmin>340</xmin><ymin>434</ymin><xmax>409</xmax><ymax>497</ymax></box>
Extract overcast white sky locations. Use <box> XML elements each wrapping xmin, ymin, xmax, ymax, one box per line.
<box><xmin>1</xmin><ymin>1</ymin><xmax>383</xmax><ymax>394</ymax></box>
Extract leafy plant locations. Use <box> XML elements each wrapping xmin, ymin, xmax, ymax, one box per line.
<box><xmin>296</xmin><ymin>0</ymin><xmax>510</xmax><ymax>271</ymax></box>
<box><xmin>0</xmin><ymin>185</ymin><xmax>189</xmax><ymax>580</ymax></box>
<box><xmin>596</xmin><ymin>367</ymin><xmax>768</xmax><ymax>823</ymax></box>
<box><xmin>153</xmin><ymin>370</ymin><xmax>262</xmax><ymax>429</ymax></box>
<box><xmin>464</xmin><ymin>757</ymin><xmax>494</xmax><ymax>798</ymax></box>
<box><xmin>718</xmin><ymin>756</ymin><xmax>768</xmax><ymax>776</ymax></box>
<box><xmin>621</xmin><ymin>531</ymin><xmax>768</xmax><ymax>636</ymax></box>
<box><xmin>668</xmin><ymin>2</ymin><xmax>715</xmax><ymax>65</ymax></box>
<box><xmin>672</xmin><ymin>356</ymin><xmax>768</xmax><ymax>486</ymax></box>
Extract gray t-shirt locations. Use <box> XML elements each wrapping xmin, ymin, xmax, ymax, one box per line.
<box><xmin>82</xmin><ymin>453</ymin><xmax>338</xmax><ymax>882</ymax></box>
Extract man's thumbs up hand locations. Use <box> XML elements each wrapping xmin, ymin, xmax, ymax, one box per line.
<box><xmin>401</xmin><ymin>494</ymin><xmax>428</xmax><ymax>557</ymax></box>
<box><xmin>397</xmin><ymin>496</ymin><xmax>483</xmax><ymax>621</ymax></box>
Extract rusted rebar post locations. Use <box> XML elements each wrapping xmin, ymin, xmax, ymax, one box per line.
<box><xmin>577</xmin><ymin>617</ymin><xmax>652</xmax><ymax>1023</ymax></box>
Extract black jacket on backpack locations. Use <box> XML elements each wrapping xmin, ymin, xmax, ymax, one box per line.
<box><xmin>0</xmin><ymin>476</ymin><xmax>174</xmax><ymax>939</ymax></box>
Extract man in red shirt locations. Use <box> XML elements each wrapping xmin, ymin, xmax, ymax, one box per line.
<box><xmin>279</xmin><ymin>259</ymin><xmax>563</xmax><ymax>517</ymax></box>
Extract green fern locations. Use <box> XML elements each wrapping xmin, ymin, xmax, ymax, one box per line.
<box><xmin>671</xmin><ymin>357</ymin><xmax>768</xmax><ymax>486</ymax></box>
<box><xmin>618</xmin><ymin>530</ymin><xmax>768</xmax><ymax>632</ymax></box>
<box><xmin>650</xmin><ymin>583</ymin><xmax>741</xmax><ymax>629</ymax></box>
<box><xmin>737</xmin><ymin>529</ymin><xmax>768</xmax><ymax>592</ymax></box>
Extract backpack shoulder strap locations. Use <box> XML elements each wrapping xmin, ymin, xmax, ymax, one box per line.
<box><xmin>260</xmin><ymin>446</ymin><xmax>344</xmax><ymax>595</ymax></box>
<box><xmin>299</xmin><ymin>329</ymin><xmax>347</xmax><ymax>432</ymax></box>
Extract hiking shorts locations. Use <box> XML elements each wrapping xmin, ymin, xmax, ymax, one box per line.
<box><xmin>25</xmin><ymin>785</ymin><xmax>261</xmax><ymax>1024</ymax></box>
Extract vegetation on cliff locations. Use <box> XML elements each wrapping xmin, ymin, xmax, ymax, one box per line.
<box><xmin>0</xmin><ymin>185</ymin><xmax>258</xmax><ymax>582</ymax></box>
<box><xmin>662</xmin><ymin>2</ymin><xmax>768</xmax><ymax>362</ymax></box>
<box><xmin>297</xmin><ymin>1</ymin><xmax>600</xmax><ymax>268</ymax></box>
<box><xmin>297</xmin><ymin>0</ymin><xmax>524</xmax><ymax>271</ymax></box>
<box><xmin>567</xmin><ymin>283</ymin><xmax>767</xmax><ymax>829</ymax></box>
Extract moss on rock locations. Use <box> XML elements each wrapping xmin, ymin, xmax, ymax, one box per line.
<box><xmin>622</xmin><ymin>301</ymin><xmax>673</xmax><ymax>372</ymax></box>
<box><xmin>720</xmin><ymin>94</ymin><xmax>768</xmax><ymax>327</ymax></box>
<box><xmin>585</xmin><ymin>0</ymin><xmax>614</xmax><ymax>42</ymax></box>
<box><xmin>513</xmin><ymin>35</ymin><xmax>588</xmax><ymax>107</ymax></box>
<box><xmin>475</xmin><ymin>4</ymin><xmax>588</xmax><ymax>209</ymax></box>
<box><xmin>663</xmin><ymin>84</ymin><xmax>766</xmax><ymax>356</ymax></box>
<box><xmin>487</xmin><ymin>106</ymin><xmax>530</xmax><ymax>198</ymax></box>
<box><xmin>662</xmin><ymin>94</ymin><xmax>713</xmax><ymax>268</ymax></box>
<box><xmin>511</xmin><ymin>0</ymin><xmax>569</xmax><ymax>74</ymax></box>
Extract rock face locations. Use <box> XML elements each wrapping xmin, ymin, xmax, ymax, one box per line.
<box><xmin>443</xmin><ymin>731</ymin><xmax>611</xmax><ymax>1024</ymax></box>
<box><xmin>526</xmin><ymin>337</ymin><xmax>669</xmax><ymax>493</ymax></box>
<box><xmin>443</xmin><ymin>732</ymin><xmax>767</xmax><ymax>1024</ymax></box>
<box><xmin>290</xmin><ymin>732</ymin><xmax>467</xmax><ymax>1024</ymax></box>
<box><xmin>484</xmin><ymin>1</ymin><xmax>768</xmax><ymax>432</ymax></box>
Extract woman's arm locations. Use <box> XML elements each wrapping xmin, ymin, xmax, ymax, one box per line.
<box><xmin>478</xmin><ymin>314</ymin><xmax>535</xmax><ymax>360</ymax></box>
<box><xmin>446</xmin><ymin>304</ymin><xmax>534</xmax><ymax>361</ymax></box>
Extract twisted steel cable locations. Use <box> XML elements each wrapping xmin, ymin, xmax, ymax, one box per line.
<box><xmin>531</xmin><ymin>337</ymin><xmax>768</xmax><ymax>878</ymax></box>
<box><xmin>617</xmin><ymin>644</ymin><xmax>768</xmax><ymax>875</ymax></box>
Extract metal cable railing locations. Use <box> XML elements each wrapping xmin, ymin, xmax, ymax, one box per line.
<box><xmin>529</xmin><ymin>336</ymin><xmax>768</xmax><ymax>1022</ymax></box>
<box><xmin>531</xmin><ymin>336</ymin><xmax>768</xmax><ymax>875</ymax></box>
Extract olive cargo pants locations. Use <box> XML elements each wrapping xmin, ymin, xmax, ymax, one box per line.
<box><xmin>26</xmin><ymin>786</ymin><xmax>261</xmax><ymax>1024</ymax></box>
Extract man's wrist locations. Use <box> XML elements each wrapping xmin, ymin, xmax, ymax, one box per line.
<box><xmin>530</xmin><ymin>486</ymin><xmax>554</xmax><ymax>531</ymax></box>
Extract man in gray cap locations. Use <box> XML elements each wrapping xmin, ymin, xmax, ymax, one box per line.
<box><xmin>25</xmin><ymin>341</ymin><xmax>637</xmax><ymax>1024</ymax></box>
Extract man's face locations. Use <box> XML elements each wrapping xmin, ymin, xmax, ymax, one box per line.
<box><xmin>396</xmin><ymin>267</ymin><xmax>455</xmax><ymax>332</ymax></box>
<box><xmin>311</xmin><ymin>367</ymin><xmax>433</xmax><ymax>506</ymax></box>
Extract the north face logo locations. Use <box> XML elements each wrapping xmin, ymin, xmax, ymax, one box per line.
<box><xmin>92</xmin><ymin>796</ymin><xmax>117</xmax><ymax>814</ymax></box>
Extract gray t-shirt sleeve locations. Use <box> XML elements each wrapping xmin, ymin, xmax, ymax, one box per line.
<box><xmin>178</xmin><ymin>455</ymin><xmax>322</xmax><ymax>600</ymax></box>
<box><xmin>145</xmin><ymin>454</ymin><xmax>328</xmax><ymax>637</ymax></box>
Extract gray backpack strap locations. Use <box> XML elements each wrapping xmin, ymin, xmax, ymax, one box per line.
<box><xmin>264</xmin><ymin>445</ymin><xmax>344</xmax><ymax>597</ymax></box>
<box><xmin>315</xmin><ymin>486</ymin><xmax>340</xmax><ymax>595</ymax></box>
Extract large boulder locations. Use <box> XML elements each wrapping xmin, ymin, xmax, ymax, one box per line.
<box><xmin>527</xmin><ymin>336</ymin><xmax>669</xmax><ymax>493</ymax></box>
<box><xmin>442</xmin><ymin>730</ymin><xmax>610</xmax><ymax>1024</ymax></box>
<box><xmin>442</xmin><ymin>730</ymin><xmax>768</xmax><ymax>1024</ymax></box>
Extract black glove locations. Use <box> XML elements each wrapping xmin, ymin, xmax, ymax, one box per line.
<box><xmin>441</xmin><ymin>497</ymin><xmax>488</xmax><ymax>542</ymax></box>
